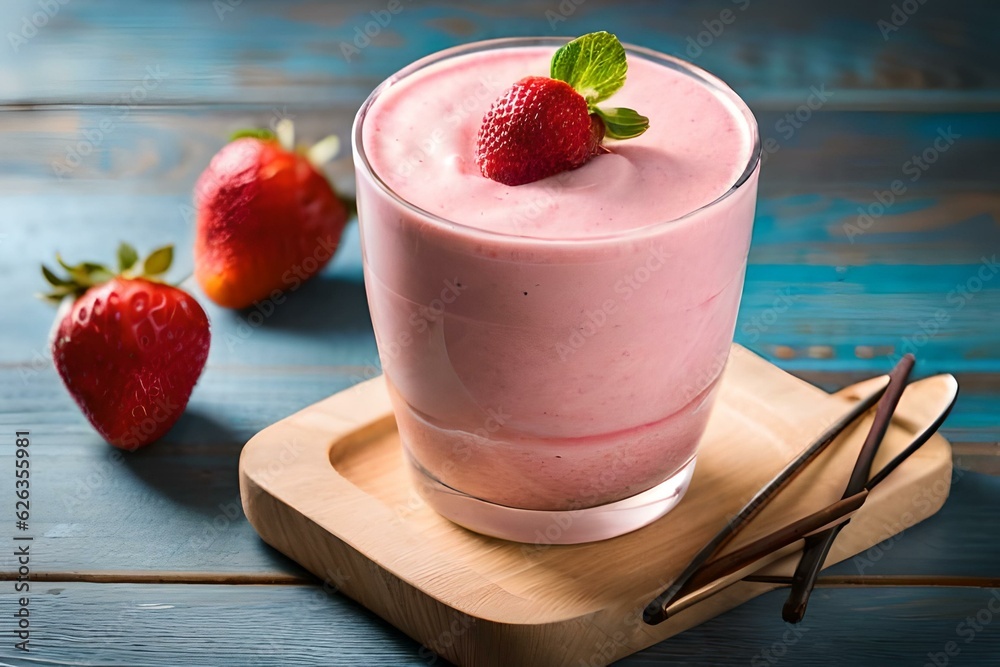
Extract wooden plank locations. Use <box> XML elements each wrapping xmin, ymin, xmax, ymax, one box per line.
<box><xmin>5</xmin><ymin>189</ymin><xmax>998</xmax><ymax>374</ymax></box>
<box><xmin>1</xmin><ymin>582</ymin><xmax>1000</xmax><ymax>665</ymax></box>
<box><xmin>0</xmin><ymin>353</ymin><xmax>998</xmax><ymax>578</ymax></box>
<box><xmin>0</xmin><ymin>108</ymin><xmax>996</xmax><ymax>191</ymax></box>
<box><xmin>0</xmin><ymin>0</ymin><xmax>997</xmax><ymax>108</ymax></box>
<box><xmin>631</xmin><ymin>586</ymin><xmax>1000</xmax><ymax>666</ymax></box>
<box><xmin>0</xmin><ymin>366</ymin><xmax>349</xmax><ymax>577</ymax></box>
<box><xmin>1</xmin><ymin>115</ymin><xmax>998</xmax><ymax>375</ymax></box>
<box><xmin>236</xmin><ymin>359</ymin><xmax>957</xmax><ymax>664</ymax></box>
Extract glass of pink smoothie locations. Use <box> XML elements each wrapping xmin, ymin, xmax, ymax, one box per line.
<box><xmin>353</xmin><ymin>38</ymin><xmax>760</xmax><ymax>544</ymax></box>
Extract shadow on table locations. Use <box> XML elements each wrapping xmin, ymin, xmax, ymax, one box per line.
<box><xmin>119</xmin><ymin>408</ymin><xmax>244</xmax><ymax>516</ymax></box>
<box><xmin>232</xmin><ymin>273</ymin><xmax>372</xmax><ymax>336</ymax></box>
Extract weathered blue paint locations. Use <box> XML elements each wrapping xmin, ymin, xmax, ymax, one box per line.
<box><xmin>0</xmin><ymin>0</ymin><xmax>998</xmax><ymax>664</ymax></box>
<box><xmin>1</xmin><ymin>1</ymin><xmax>998</xmax><ymax>106</ymax></box>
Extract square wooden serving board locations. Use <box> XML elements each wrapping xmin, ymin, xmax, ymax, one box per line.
<box><xmin>240</xmin><ymin>345</ymin><xmax>952</xmax><ymax>666</ymax></box>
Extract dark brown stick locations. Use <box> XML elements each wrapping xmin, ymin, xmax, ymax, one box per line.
<box><xmin>660</xmin><ymin>372</ymin><xmax>955</xmax><ymax>622</ymax></box>
<box><xmin>781</xmin><ymin>354</ymin><xmax>915</xmax><ymax>623</ymax></box>
<box><xmin>642</xmin><ymin>379</ymin><xmax>888</xmax><ymax>625</ymax></box>
<box><xmin>683</xmin><ymin>490</ymin><xmax>869</xmax><ymax>593</ymax></box>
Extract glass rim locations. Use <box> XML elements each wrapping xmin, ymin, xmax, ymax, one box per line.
<box><xmin>352</xmin><ymin>36</ymin><xmax>762</xmax><ymax>246</ymax></box>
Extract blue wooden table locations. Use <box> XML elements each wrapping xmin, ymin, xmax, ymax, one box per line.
<box><xmin>1</xmin><ymin>1</ymin><xmax>998</xmax><ymax>664</ymax></box>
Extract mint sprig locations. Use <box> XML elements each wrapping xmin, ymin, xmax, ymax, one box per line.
<box><xmin>551</xmin><ymin>31</ymin><xmax>627</xmax><ymax>104</ymax></box>
<box><xmin>592</xmin><ymin>107</ymin><xmax>649</xmax><ymax>140</ymax></box>
<box><xmin>550</xmin><ymin>32</ymin><xmax>649</xmax><ymax>141</ymax></box>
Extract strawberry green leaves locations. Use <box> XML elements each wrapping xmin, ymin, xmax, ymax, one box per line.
<box><xmin>229</xmin><ymin>121</ymin><xmax>294</xmax><ymax>152</ymax></box>
<box><xmin>41</xmin><ymin>244</ymin><xmax>176</xmax><ymax>303</ymax></box>
<box><xmin>142</xmin><ymin>245</ymin><xmax>174</xmax><ymax>276</ymax></box>
<box><xmin>550</xmin><ymin>32</ymin><xmax>649</xmax><ymax>141</ymax></box>
<box><xmin>117</xmin><ymin>242</ymin><xmax>139</xmax><ymax>272</ymax></box>
<box><xmin>229</xmin><ymin>128</ymin><xmax>276</xmax><ymax>142</ymax></box>
<box><xmin>229</xmin><ymin>120</ymin><xmax>341</xmax><ymax>168</ymax></box>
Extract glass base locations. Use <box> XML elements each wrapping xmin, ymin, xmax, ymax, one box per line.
<box><xmin>407</xmin><ymin>456</ymin><xmax>697</xmax><ymax>544</ymax></box>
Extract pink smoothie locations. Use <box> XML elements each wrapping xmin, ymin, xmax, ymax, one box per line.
<box><xmin>355</xmin><ymin>42</ymin><xmax>759</xmax><ymax>511</ymax></box>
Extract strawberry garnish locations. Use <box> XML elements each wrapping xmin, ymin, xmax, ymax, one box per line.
<box><xmin>42</xmin><ymin>244</ymin><xmax>211</xmax><ymax>450</ymax></box>
<box><xmin>194</xmin><ymin>121</ymin><xmax>348</xmax><ymax>309</ymax></box>
<box><xmin>476</xmin><ymin>32</ymin><xmax>649</xmax><ymax>186</ymax></box>
<box><xmin>476</xmin><ymin>77</ymin><xmax>605</xmax><ymax>186</ymax></box>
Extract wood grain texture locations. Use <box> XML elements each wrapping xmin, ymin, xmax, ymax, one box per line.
<box><xmin>2</xmin><ymin>188</ymin><xmax>998</xmax><ymax>373</ymax></box>
<box><xmin>4</xmin><ymin>182</ymin><xmax>996</xmax><ymax>434</ymax></box>
<box><xmin>0</xmin><ymin>0</ymin><xmax>996</xmax><ymax>663</ymax></box>
<box><xmin>239</xmin><ymin>349</ymin><xmax>957</xmax><ymax>665</ymax></box>
<box><xmin>1</xmin><ymin>108</ymin><xmax>996</xmax><ymax>191</ymax></box>
<box><xmin>2</xmin><ymin>107</ymin><xmax>996</xmax><ymax>376</ymax></box>
<box><xmin>0</xmin><ymin>0</ymin><xmax>997</xmax><ymax>108</ymax></box>
<box><xmin>1</xmin><ymin>582</ymin><xmax>1000</xmax><ymax>666</ymax></box>
<box><xmin>1</xmin><ymin>359</ymin><xmax>997</xmax><ymax>578</ymax></box>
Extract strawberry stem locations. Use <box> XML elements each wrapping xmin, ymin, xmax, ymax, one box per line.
<box><xmin>276</xmin><ymin>119</ymin><xmax>295</xmax><ymax>152</ymax></box>
<box><xmin>306</xmin><ymin>135</ymin><xmax>341</xmax><ymax>167</ymax></box>
<box><xmin>40</xmin><ymin>244</ymin><xmax>177</xmax><ymax>304</ymax></box>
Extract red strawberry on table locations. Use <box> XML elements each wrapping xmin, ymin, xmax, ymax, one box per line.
<box><xmin>476</xmin><ymin>31</ymin><xmax>649</xmax><ymax>186</ymax></box>
<box><xmin>194</xmin><ymin>121</ymin><xmax>348</xmax><ymax>309</ymax></box>
<box><xmin>42</xmin><ymin>244</ymin><xmax>210</xmax><ymax>450</ymax></box>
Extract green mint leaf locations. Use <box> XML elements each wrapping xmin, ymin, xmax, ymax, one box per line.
<box><xmin>117</xmin><ymin>242</ymin><xmax>139</xmax><ymax>272</ymax></box>
<box><xmin>550</xmin><ymin>31</ymin><xmax>628</xmax><ymax>104</ymax></box>
<box><xmin>143</xmin><ymin>245</ymin><xmax>174</xmax><ymax>276</ymax></box>
<box><xmin>230</xmin><ymin>128</ymin><xmax>276</xmax><ymax>142</ymax></box>
<box><xmin>593</xmin><ymin>107</ymin><xmax>650</xmax><ymax>140</ymax></box>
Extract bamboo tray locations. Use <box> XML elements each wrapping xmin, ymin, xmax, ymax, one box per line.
<box><xmin>239</xmin><ymin>345</ymin><xmax>953</xmax><ymax>666</ymax></box>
